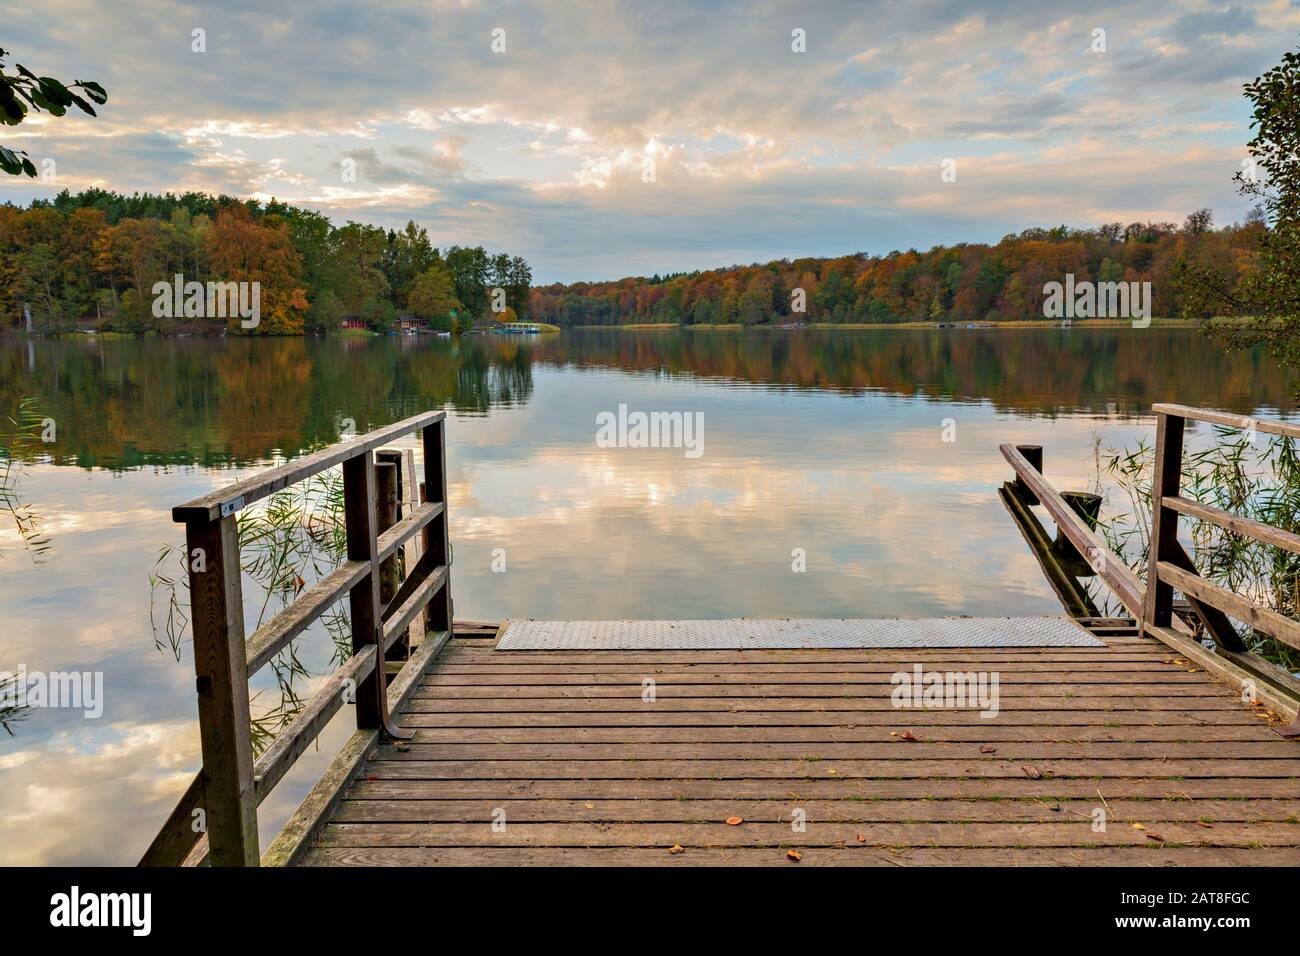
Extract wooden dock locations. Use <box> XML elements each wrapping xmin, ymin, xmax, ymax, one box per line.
<box><xmin>141</xmin><ymin>404</ymin><xmax>1300</xmax><ymax>868</ymax></box>
<box><xmin>288</xmin><ymin>621</ymin><xmax>1300</xmax><ymax>867</ymax></box>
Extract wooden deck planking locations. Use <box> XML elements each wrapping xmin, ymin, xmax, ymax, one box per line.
<box><xmin>295</xmin><ymin>634</ymin><xmax>1300</xmax><ymax>866</ymax></box>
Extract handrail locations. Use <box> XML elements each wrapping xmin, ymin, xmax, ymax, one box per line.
<box><xmin>999</xmin><ymin>443</ymin><xmax>1144</xmax><ymax>619</ymax></box>
<box><xmin>1152</xmin><ymin>403</ymin><xmax>1300</xmax><ymax>441</ymax></box>
<box><xmin>1146</xmin><ymin>405</ymin><xmax>1300</xmax><ymax>656</ymax></box>
<box><xmin>1002</xmin><ymin>424</ymin><xmax>1299</xmax><ymax>724</ymax></box>
<box><xmin>140</xmin><ymin>410</ymin><xmax>453</xmax><ymax>866</ymax></box>
<box><xmin>171</xmin><ymin>411</ymin><xmax>444</xmax><ymax>523</ymax></box>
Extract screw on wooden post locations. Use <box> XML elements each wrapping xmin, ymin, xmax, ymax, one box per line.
<box><xmin>185</xmin><ymin>514</ymin><xmax>259</xmax><ymax>866</ymax></box>
<box><xmin>1013</xmin><ymin>445</ymin><xmax>1043</xmax><ymax>505</ymax></box>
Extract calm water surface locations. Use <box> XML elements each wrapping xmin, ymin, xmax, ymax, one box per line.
<box><xmin>0</xmin><ymin>328</ymin><xmax>1294</xmax><ymax>864</ymax></box>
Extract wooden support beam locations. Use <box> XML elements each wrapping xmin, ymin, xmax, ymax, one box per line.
<box><xmin>1012</xmin><ymin>444</ymin><xmax>1042</xmax><ymax>505</ymax></box>
<box><xmin>185</xmin><ymin>514</ymin><xmax>259</xmax><ymax>867</ymax></box>
<box><xmin>375</xmin><ymin>457</ymin><xmax>407</xmax><ymax>661</ymax></box>
<box><xmin>343</xmin><ymin>452</ymin><xmax>387</xmax><ymax>731</ymax></box>
<box><xmin>422</xmin><ymin>420</ymin><xmax>452</xmax><ymax>637</ymax></box>
<box><xmin>1144</xmin><ymin>411</ymin><xmax>1185</xmax><ymax>628</ymax></box>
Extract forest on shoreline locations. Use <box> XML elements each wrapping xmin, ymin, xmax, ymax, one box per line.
<box><xmin>0</xmin><ymin>188</ymin><xmax>531</xmax><ymax>334</ymax></box>
<box><xmin>0</xmin><ymin>190</ymin><xmax>1266</xmax><ymax>335</ymax></box>
<box><xmin>530</xmin><ymin>209</ymin><xmax>1262</xmax><ymax>328</ymax></box>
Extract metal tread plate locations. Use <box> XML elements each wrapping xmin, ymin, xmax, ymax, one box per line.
<box><xmin>495</xmin><ymin>616</ymin><xmax>1103</xmax><ymax>650</ymax></box>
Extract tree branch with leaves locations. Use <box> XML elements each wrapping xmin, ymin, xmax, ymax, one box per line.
<box><xmin>0</xmin><ymin>47</ymin><xmax>106</xmax><ymax>177</ymax></box>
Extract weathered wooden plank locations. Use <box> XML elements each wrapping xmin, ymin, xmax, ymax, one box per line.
<box><xmin>398</xmin><ymin>708</ymin><xmax>1267</xmax><ymax>726</ymax></box>
<box><xmin>432</xmin><ymin>659</ymin><xmax>1186</xmax><ymax>673</ymax></box>
<box><xmin>345</xmin><ymin>776</ymin><xmax>1300</xmax><ymax>801</ymax></box>
<box><xmin>407</xmin><ymin>683</ymin><xmax>1236</xmax><ymax>699</ymax></box>
<box><xmin>447</xmin><ymin>650</ymin><xmax>1170</xmax><ymax>665</ymax></box>
<box><xmin>401</xmin><ymin>695</ymin><xmax>1247</xmax><ymax>712</ymax></box>
<box><xmin>298</xmin><ymin>845</ymin><xmax>1300</xmax><ymax>866</ymax></box>
<box><xmin>361</xmin><ymin>757</ymin><xmax>1300</xmax><ymax>780</ymax></box>
<box><xmin>402</xmin><ymin>723</ymin><xmax>1276</xmax><ymax>743</ymax></box>
<box><xmin>419</xmin><ymin>671</ymin><xmax>1212</xmax><ymax>686</ymax></box>
<box><xmin>315</xmin><ymin>820</ymin><xmax>1300</xmax><ymax>848</ymax></box>
<box><xmin>368</xmin><ymin>741</ymin><xmax>1300</xmax><ymax>761</ymax></box>
<box><xmin>329</xmin><ymin>797</ymin><xmax>1300</xmax><ymax>824</ymax></box>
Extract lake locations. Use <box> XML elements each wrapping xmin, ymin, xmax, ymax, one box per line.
<box><xmin>0</xmin><ymin>327</ymin><xmax>1294</xmax><ymax>865</ymax></box>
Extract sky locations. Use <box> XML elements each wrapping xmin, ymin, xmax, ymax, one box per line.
<box><xmin>0</xmin><ymin>0</ymin><xmax>1294</xmax><ymax>283</ymax></box>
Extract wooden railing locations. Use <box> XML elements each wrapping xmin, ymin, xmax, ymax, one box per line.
<box><xmin>1145</xmin><ymin>404</ymin><xmax>1300</xmax><ymax>692</ymax></box>
<box><xmin>999</xmin><ymin>442</ymin><xmax>1145</xmax><ymax>620</ymax></box>
<box><xmin>1002</xmin><ymin>405</ymin><xmax>1300</xmax><ymax>723</ymax></box>
<box><xmin>139</xmin><ymin>411</ymin><xmax>452</xmax><ymax>866</ymax></box>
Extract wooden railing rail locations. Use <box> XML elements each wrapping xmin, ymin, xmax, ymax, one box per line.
<box><xmin>999</xmin><ymin>442</ymin><xmax>1144</xmax><ymax>619</ymax></box>
<box><xmin>1146</xmin><ymin>403</ymin><xmax>1300</xmax><ymax>659</ymax></box>
<box><xmin>140</xmin><ymin>410</ymin><xmax>453</xmax><ymax>866</ymax></box>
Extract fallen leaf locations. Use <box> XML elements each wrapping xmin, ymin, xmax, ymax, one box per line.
<box><xmin>668</xmin><ymin>845</ymin><xmax>684</xmax><ymax>855</ymax></box>
<box><xmin>1198</xmin><ymin>821</ymin><xmax>1214</xmax><ymax>828</ymax></box>
<box><xmin>856</xmin><ymin>834</ymin><xmax>866</xmax><ymax>843</ymax></box>
<box><xmin>584</xmin><ymin>804</ymin><xmax>594</xmax><ymax>810</ymax></box>
<box><xmin>786</xmin><ymin>849</ymin><xmax>802</xmax><ymax>862</ymax></box>
<box><xmin>1145</xmin><ymin>832</ymin><xmax>1165</xmax><ymax>842</ymax></box>
<box><xmin>900</xmin><ymin>731</ymin><xmax>918</xmax><ymax>742</ymax></box>
<box><xmin>979</xmin><ymin>745</ymin><xmax>996</xmax><ymax>754</ymax></box>
<box><xmin>827</xmin><ymin>768</ymin><xmax>837</xmax><ymax>775</ymax></box>
<box><xmin>726</xmin><ymin>816</ymin><xmax>743</xmax><ymax>826</ymax></box>
<box><xmin>1131</xmin><ymin>822</ymin><xmax>1146</xmax><ymax>831</ymax></box>
<box><xmin>1021</xmin><ymin>765</ymin><xmax>1042</xmax><ymax>779</ymax></box>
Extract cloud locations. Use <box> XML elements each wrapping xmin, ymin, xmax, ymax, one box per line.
<box><xmin>0</xmin><ymin>0</ymin><xmax>1289</xmax><ymax>280</ymax></box>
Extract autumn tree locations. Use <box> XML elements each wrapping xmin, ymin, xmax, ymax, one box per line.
<box><xmin>206</xmin><ymin>206</ymin><xmax>308</xmax><ymax>335</ymax></box>
<box><xmin>407</xmin><ymin>260</ymin><xmax>460</xmax><ymax>330</ymax></box>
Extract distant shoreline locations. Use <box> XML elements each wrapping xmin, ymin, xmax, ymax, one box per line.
<box><xmin>573</xmin><ymin>318</ymin><xmax>1202</xmax><ymax>331</ymax></box>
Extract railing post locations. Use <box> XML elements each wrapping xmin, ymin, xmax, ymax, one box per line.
<box><xmin>1144</xmin><ymin>410</ymin><xmax>1185</xmax><ymax>629</ymax></box>
<box><xmin>342</xmin><ymin>450</ymin><xmax>394</xmax><ymax>731</ymax></box>
<box><xmin>374</xmin><ymin>456</ymin><xmax>409</xmax><ymax>661</ymax></box>
<box><xmin>1013</xmin><ymin>444</ymin><xmax>1043</xmax><ymax>504</ymax></box>
<box><xmin>422</xmin><ymin>420</ymin><xmax>452</xmax><ymax>636</ymax></box>
<box><xmin>185</xmin><ymin>514</ymin><xmax>259</xmax><ymax>866</ymax></box>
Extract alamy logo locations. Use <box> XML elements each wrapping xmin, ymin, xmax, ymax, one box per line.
<box><xmin>0</xmin><ymin>666</ymin><xmax>103</xmax><ymax>718</ymax></box>
<box><xmin>1042</xmin><ymin>274</ymin><xmax>1150</xmax><ymax>327</ymax></box>
<box><xmin>152</xmin><ymin>274</ymin><xmax>261</xmax><ymax>329</ymax></box>
<box><xmin>596</xmin><ymin>403</ymin><xmax>704</xmax><ymax>459</ymax></box>
<box><xmin>890</xmin><ymin>664</ymin><xmax>1000</xmax><ymax>718</ymax></box>
<box><xmin>50</xmin><ymin>886</ymin><xmax>151</xmax><ymax>936</ymax></box>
